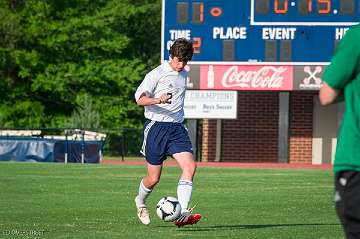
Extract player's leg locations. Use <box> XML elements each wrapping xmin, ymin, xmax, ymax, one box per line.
<box><xmin>173</xmin><ymin>152</ymin><xmax>196</xmax><ymax>212</ymax></box>
<box><xmin>335</xmin><ymin>171</ymin><xmax>360</xmax><ymax>239</ymax></box>
<box><xmin>167</xmin><ymin>124</ymin><xmax>201</xmax><ymax>226</ymax></box>
<box><xmin>172</xmin><ymin>151</ymin><xmax>201</xmax><ymax>227</ymax></box>
<box><xmin>335</xmin><ymin>172</ymin><xmax>346</xmax><ymax>228</ymax></box>
<box><xmin>135</xmin><ymin>120</ymin><xmax>167</xmax><ymax>225</ymax></box>
<box><xmin>136</xmin><ymin>163</ymin><xmax>163</xmax><ymax>206</ymax></box>
<box><xmin>347</xmin><ymin>172</ymin><xmax>360</xmax><ymax>239</ymax></box>
<box><xmin>135</xmin><ymin>163</ymin><xmax>162</xmax><ymax>225</ymax></box>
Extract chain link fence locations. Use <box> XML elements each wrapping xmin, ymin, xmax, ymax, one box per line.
<box><xmin>103</xmin><ymin>128</ymin><xmax>143</xmax><ymax>160</ymax></box>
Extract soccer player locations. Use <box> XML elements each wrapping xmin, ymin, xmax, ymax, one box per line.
<box><xmin>319</xmin><ymin>24</ymin><xmax>360</xmax><ymax>239</ymax></box>
<box><xmin>134</xmin><ymin>38</ymin><xmax>201</xmax><ymax>227</ymax></box>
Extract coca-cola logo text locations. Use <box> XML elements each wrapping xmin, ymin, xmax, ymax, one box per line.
<box><xmin>222</xmin><ymin>66</ymin><xmax>288</xmax><ymax>89</ymax></box>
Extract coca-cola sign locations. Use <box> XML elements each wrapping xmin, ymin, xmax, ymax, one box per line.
<box><xmin>200</xmin><ymin>65</ymin><xmax>293</xmax><ymax>91</ymax></box>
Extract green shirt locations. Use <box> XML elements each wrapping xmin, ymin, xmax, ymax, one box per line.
<box><xmin>323</xmin><ymin>24</ymin><xmax>360</xmax><ymax>173</ymax></box>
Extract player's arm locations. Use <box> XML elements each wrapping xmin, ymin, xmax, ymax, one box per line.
<box><xmin>319</xmin><ymin>28</ymin><xmax>358</xmax><ymax>106</ymax></box>
<box><xmin>319</xmin><ymin>82</ymin><xmax>343</xmax><ymax>106</ymax></box>
<box><xmin>136</xmin><ymin>92</ymin><xmax>171</xmax><ymax>106</ymax></box>
<box><xmin>135</xmin><ymin>70</ymin><xmax>172</xmax><ymax>106</ymax></box>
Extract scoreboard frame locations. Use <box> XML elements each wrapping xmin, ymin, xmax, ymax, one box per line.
<box><xmin>161</xmin><ymin>0</ymin><xmax>359</xmax><ymax>65</ymax></box>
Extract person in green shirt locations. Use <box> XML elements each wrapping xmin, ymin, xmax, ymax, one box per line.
<box><xmin>319</xmin><ymin>24</ymin><xmax>360</xmax><ymax>239</ymax></box>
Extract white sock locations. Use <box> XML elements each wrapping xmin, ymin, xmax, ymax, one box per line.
<box><xmin>136</xmin><ymin>179</ymin><xmax>152</xmax><ymax>206</ymax></box>
<box><xmin>177</xmin><ymin>180</ymin><xmax>193</xmax><ymax>213</ymax></box>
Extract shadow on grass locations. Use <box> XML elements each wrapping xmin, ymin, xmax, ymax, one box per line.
<box><xmin>157</xmin><ymin>223</ymin><xmax>340</xmax><ymax>232</ymax></box>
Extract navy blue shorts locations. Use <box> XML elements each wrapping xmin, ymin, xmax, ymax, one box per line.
<box><xmin>140</xmin><ymin>120</ymin><xmax>193</xmax><ymax>165</ymax></box>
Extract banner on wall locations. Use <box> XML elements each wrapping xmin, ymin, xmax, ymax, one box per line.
<box><xmin>199</xmin><ymin>65</ymin><xmax>293</xmax><ymax>91</ymax></box>
<box><xmin>184</xmin><ymin>90</ymin><xmax>237</xmax><ymax>119</ymax></box>
<box><xmin>186</xmin><ymin>64</ymin><xmax>326</xmax><ymax>91</ymax></box>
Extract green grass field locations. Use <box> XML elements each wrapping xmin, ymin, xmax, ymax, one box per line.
<box><xmin>0</xmin><ymin>162</ymin><xmax>343</xmax><ymax>239</ymax></box>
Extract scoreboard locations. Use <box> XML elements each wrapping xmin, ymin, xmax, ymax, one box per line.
<box><xmin>162</xmin><ymin>0</ymin><xmax>360</xmax><ymax>64</ymax></box>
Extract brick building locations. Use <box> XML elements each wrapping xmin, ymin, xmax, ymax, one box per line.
<box><xmin>187</xmin><ymin>65</ymin><xmax>343</xmax><ymax>164</ymax></box>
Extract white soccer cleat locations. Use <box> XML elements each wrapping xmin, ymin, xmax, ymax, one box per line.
<box><xmin>135</xmin><ymin>196</ymin><xmax>150</xmax><ymax>225</ymax></box>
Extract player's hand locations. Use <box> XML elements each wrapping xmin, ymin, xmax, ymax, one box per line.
<box><xmin>158</xmin><ymin>93</ymin><xmax>172</xmax><ymax>104</ymax></box>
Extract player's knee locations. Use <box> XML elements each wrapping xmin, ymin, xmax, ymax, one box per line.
<box><xmin>148</xmin><ymin>174</ymin><xmax>161</xmax><ymax>186</ymax></box>
<box><xmin>192</xmin><ymin>161</ymin><xmax>197</xmax><ymax>173</ymax></box>
<box><xmin>185</xmin><ymin>161</ymin><xmax>196</xmax><ymax>175</ymax></box>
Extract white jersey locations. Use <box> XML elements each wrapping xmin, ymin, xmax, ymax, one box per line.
<box><xmin>135</xmin><ymin>61</ymin><xmax>187</xmax><ymax>123</ymax></box>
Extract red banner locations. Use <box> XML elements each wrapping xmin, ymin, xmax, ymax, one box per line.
<box><xmin>200</xmin><ymin>65</ymin><xmax>294</xmax><ymax>91</ymax></box>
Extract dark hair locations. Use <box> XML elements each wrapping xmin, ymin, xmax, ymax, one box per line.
<box><xmin>169</xmin><ymin>38</ymin><xmax>194</xmax><ymax>62</ymax></box>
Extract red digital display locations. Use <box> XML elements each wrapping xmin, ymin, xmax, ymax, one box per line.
<box><xmin>274</xmin><ymin>0</ymin><xmax>288</xmax><ymax>13</ymax></box>
<box><xmin>273</xmin><ymin>0</ymin><xmax>331</xmax><ymax>14</ymax></box>
<box><xmin>256</xmin><ymin>0</ymin><xmax>355</xmax><ymax>15</ymax></box>
<box><xmin>192</xmin><ymin>37</ymin><xmax>202</xmax><ymax>54</ymax></box>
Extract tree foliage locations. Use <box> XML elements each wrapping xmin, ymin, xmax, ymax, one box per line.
<box><xmin>0</xmin><ymin>0</ymin><xmax>161</xmax><ymax>129</ymax></box>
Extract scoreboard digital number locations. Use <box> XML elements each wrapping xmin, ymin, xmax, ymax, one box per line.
<box><xmin>253</xmin><ymin>0</ymin><xmax>359</xmax><ymax>25</ymax></box>
<box><xmin>162</xmin><ymin>0</ymin><xmax>360</xmax><ymax>64</ymax></box>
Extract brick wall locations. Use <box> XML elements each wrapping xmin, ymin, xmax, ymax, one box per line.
<box><xmin>201</xmin><ymin>91</ymin><xmax>315</xmax><ymax>163</ymax></box>
<box><xmin>202</xmin><ymin>91</ymin><xmax>279</xmax><ymax>162</ymax></box>
<box><xmin>289</xmin><ymin>91</ymin><xmax>315</xmax><ymax>163</ymax></box>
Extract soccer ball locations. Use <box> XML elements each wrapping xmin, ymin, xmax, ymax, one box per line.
<box><xmin>156</xmin><ymin>196</ymin><xmax>181</xmax><ymax>222</ymax></box>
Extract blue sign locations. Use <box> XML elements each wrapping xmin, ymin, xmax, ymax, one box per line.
<box><xmin>162</xmin><ymin>0</ymin><xmax>359</xmax><ymax>64</ymax></box>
